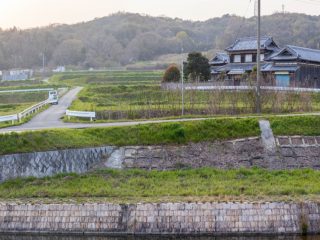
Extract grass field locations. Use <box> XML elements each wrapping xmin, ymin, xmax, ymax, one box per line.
<box><xmin>0</xmin><ymin>92</ymin><xmax>48</xmax><ymax>116</ymax></box>
<box><xmin>51</xmin><ymin>71</ymin><xmax>320</xmax><ymax>121</ymax></box>
<box><xmin>1</xmin><ymin>168</ymin><xmax>320</xmax><ymax>202</ymax></box>
<box><xmin>49</xmin><ymin>71</ymin><xmax>162</xmax><ymax>87</ymax></box>
<box><xmin>0</xmin><ymin>92</ymin><xmax>48</xmax><ymax>115</ymax></box>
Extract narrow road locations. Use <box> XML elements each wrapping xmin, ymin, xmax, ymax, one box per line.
<box><xmin>1</xmin><ymin>87</ymin><xmax>83</xmax><ymax>132</ymax></box>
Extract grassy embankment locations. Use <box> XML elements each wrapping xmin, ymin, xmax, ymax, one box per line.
<box><xmin>1</xmin><ymin>168</ymin><xmax>319</xmax><ymax>202</ymax></box>
<box><xmin>0</xmin><ymin>118</ymin><xmax>259</xmax><ymax>155</ymax></box>
<box><xmin>1</xmin><ymin>115</ymin><xmax>320</xmax><ymax>201</ymax></box>
<box><xmin>1</xmin><ymin>115</ymin><xmax>320</xmax><ymax>155</ymax></box>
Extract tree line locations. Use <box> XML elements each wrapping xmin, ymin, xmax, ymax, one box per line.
<box><xmin>1</xmin><ymin>12</ymin><xmax>320</xmax><ymax>69</ymax></box>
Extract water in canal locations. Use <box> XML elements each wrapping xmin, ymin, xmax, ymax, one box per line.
<box><xmin>0</xmin><ymin>235</ymin><xmax>319</xmax><ymax>240</ymax></box>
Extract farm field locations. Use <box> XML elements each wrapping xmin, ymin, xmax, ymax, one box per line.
<box><xmin>49</xmin><ymin>70</ymin><xmax>162</xmax><ymax>86</ymax></box>
<box><xmin>0</xmin><ymin>92</ymin><xmax>48</xmax><ymax>116</ymax></box>
<box><xmin>50</xmin><ymin>71</ymin><xmax>320</xmax><ymax>122</ymax></box>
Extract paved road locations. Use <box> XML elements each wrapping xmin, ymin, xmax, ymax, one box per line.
<box><xmin>1</xmin><ymin>87</ymin><xmax>83</xmax><ymax>132</ymax></box>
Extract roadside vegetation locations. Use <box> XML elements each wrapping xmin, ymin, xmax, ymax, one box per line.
<box><xmin>0</xmin><ymin>118</ymin><xmax>259</xmax><ymax>155</ymax></box>
<box><xmin>1</xmin><ymin>115</ymin><xmax>320</xmax><ymax>155</ymax></box>
<box><xmin>1</xmin><ymin>168</ymin><xmax>320</xmax><ymax>202</ymax></box>
<box><xmin>270</xmin><ymin>115</ymin><xmax>320</xmax><ymax>136</ymax></box>
<box><xmin>0</xmin><ymin>92</ymin><xmax>48</xmax><ymax>116</ymax></box>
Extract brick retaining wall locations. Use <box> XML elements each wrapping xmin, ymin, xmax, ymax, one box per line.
<box><xmin>0</xmin><ymin>202</ymin><xmax>318</xmax><ymax>235</ymax></box>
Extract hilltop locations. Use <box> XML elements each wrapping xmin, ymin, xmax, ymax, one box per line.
<box><xmin>0</xmin><ymin>12</ymin><xmax>319</xmax><ymax>69</ymax></box>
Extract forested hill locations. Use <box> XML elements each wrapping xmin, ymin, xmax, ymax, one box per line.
<box><xmin>0</xmin><ymin>12</ymin><xmax>319</xmax><ymax>69</ymax></box>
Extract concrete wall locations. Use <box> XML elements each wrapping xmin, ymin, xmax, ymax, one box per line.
<box><xmin>0</xmin><ymin>147</ymin><xmax>115</xmax><ymax>182</ymax></box>
<box><xmin>0</xmin><ymin>202</ymin><xmax>318</xmax><ymax>235</ymax></box>
<box><xmin>1</xmin><ymin>136</ymin><xmax>320</xmax><ymax>182</ymax></box>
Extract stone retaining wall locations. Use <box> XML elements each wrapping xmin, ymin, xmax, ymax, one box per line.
<box><xmin>0</xmin><ymin>202</ymin><xmax>318</xmax><ymax>235</ymax></box>
<box><xmin>0</xmin><ymin>147</ymin><xmax>115</xmax><ymax>182</ymax></box>
<box><xmin>1</xmin><ymin>136</ymin><xmax>320</xmax><ymax>182</ymax></box>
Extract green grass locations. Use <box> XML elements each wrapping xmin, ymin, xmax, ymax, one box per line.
<box><xmin>0</xmin><ymin>91</ymin><xmax>48</xmax><ymax>117</ymax></box>
<box><xmin>1</xmin><ymin>168</ymin><xmax>320</xmax><ymax>202</ymax></box>
<box><xmin>50</xmin><ymin>71</ymin><xmax>320</xmax><ymax>122</ymax></box>
<box><xmin>69</xmin><ymin>81</ymin><xmax>320</xmax><ymax>121</ymax></box>
<box><xmin>2</xmin><ymin>115</ymin><xmax>320</xmax><ymax>155</ymax></box>
<box><xmin>49</xmin><ymin>71</ymin><xmax>162</xmax><ymax>87</ymax></box>
<box><xmin>0</xmin><ymin>118</ymin><xmax>260</xmax><ymax>155</ymax></box>
<box><xmin>270</xmin><ymin>116</ymin><xmax>320</xmax><ymax>136</ymax></box>
<box><xmin>1</xmin><ymin>115</ymin><xmax>320</xmax><ymax>156</ymax></box>
<box><xmin>0</xmin><ymin>103</ymin><xmax>37</xmax><ymax>115</ymax></box>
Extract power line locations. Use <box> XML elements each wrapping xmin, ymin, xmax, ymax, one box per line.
<box><xmin>290</xmin><ymin>0</ymin><xmax>320</xmax><ymax>5</ymax></box>
<box><xmin>235</xmin><ymin>0</ymin><xmax>253</xmax><ymax>40</ymax></box>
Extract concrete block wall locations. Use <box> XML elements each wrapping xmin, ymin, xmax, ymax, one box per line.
<box><xmin>0</xmin><ymin>202</ymin><xmax>319</xmax><ymax>234</ymax></box>
<box><xmin>0</xmin><ymin>147</ymin><xmax>115</xmax><ymax>182</ymax></box>
<box><xmin>1</xmin><ymin>136</ymin><xmax>320</xmax><ymax>182</ymax></box>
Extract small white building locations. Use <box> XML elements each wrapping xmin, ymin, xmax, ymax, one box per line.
<box><xmin>52</xmin><ymin>66</ymin><xmax>66</xmax><ymax>73</ymax></box>
<box><xmin>2</xmin><ymin>69</ymin><xmax>33</xmax><ymax>81</ymax></box>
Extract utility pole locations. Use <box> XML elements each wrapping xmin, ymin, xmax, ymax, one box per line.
<box><xmin>181</xmin><ymin>61</ymin><xmax>185</xmax><ymax>116</ymax></box>
<box><xmin>42</xmin><ymin>53</ymin><xmax>45</xmax><ymax>73</ymax></box>
<box><xmin>256</xmin><ymin>0</ymin><xmax>261</xmax><ymax>114</ymax></box>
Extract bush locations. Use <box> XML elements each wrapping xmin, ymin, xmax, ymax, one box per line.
<box><xmin>163</xmin><ymin>65</ymin><xmax>181</xmax><ymax>82</ymax></box>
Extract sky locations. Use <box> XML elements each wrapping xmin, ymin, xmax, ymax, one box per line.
<box><xmin>0</xmin><ymin>0</ymin><xmax>320</xmax><ymax>29</ymax></box>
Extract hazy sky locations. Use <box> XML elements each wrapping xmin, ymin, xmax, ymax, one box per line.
<box><xmin>0</xmin><ymin>0</ymin><xmax>319</xmax><ymax>29</ymax></box>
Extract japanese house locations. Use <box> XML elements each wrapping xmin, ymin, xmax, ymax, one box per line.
<box><xmin>210</xmin><ymin>36</ymin><xmax>320</xmax><ymax>88</ymax></box>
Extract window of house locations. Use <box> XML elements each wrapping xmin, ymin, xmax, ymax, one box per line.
<box><xmin>233</xmin><ymin>55</ymin><xmax>241</xmax><ymax>63</ymax></box>
<box><xmin>260</xmin><ymin>54</ymin><xmax>265</xmax><ymax>61</ymax></box>
<box><xmin>245</xmin><ymin>54</ymin><xmax>252</xmax><ymax>62</ymax></box>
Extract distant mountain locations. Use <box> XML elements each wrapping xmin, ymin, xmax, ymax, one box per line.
<box><xmin>0</xmin><ymin>12</ymin><xmax>320</xmax><ymax>70</ymax></box>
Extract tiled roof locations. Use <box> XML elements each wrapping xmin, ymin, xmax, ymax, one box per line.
<box><xmin>268</xmin><ymin>45</ymin><xmax>320</xmax><ymax>63</ymax></box>
<box><xmin>216</xmin><ymin>63</ymin><xmax>259</xmax><ymax>72</ymax></box>
<box><xmin>262</xmin><ymin>63</ymin><xmax>300</xmax><ymax>72</ymax></box>
<box><xmin>225</xmin><ymin>36</ymin><xmax>279</xmax><ymax>52</ymax></box>
<box><xmin>209</xmin><ymin>52</ymin><xmax>229</xmax><ymax>65</ymax></box>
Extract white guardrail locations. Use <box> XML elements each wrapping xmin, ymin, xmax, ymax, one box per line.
<box><xmin>0</xmin><ymin>114</ymin><xmax>18</xmax><ymax>124</ymax></box>
<box><xmin>0</xmin><ymin>88</ymin><xmax>55</xmax><ymax>94</ymax></box>
<box><xmin>0</xmin><ymin>99</ymin><xmax>49</xmax><ymax>124</ymax></box>
<box><xmin>18</xmin><ymin>99</ymin><xmax>50</xmax><ymax>120</ymax></box>
<box><xmin>66</xmin><ymin>110</ymin><xmax>96</xmax><ymax>121</ymax></box>
<box><xmin>185</xmin><ymin>85</ymin><xmax>320</xmax><ymax>93</ymax></box>
<box><xmin>0</xmin><ymin>88</ymin><xmax>69</xmax><ymax>125</ymax></box>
